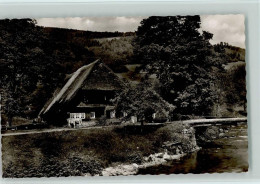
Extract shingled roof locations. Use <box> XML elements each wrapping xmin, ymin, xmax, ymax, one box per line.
<box><xmin>39</xmin><ymin>59</ymin><xmax>125</xmax><ymax>117</ymax></box>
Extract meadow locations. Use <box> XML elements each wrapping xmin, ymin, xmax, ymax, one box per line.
<box><xmin>2</xmin><ymin>123</ymin><xmax>193</xmax><ymax>177</ymax></box>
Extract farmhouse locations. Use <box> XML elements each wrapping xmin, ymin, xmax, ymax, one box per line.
<box><xmin>39</xmin><ymin>59</ymin><xmax>125</xmax><ymax>127</ymax></box>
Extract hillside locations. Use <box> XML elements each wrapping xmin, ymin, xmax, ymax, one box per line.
<box><xmin>213</xmin><ymin>42</ymin><xmax>245</xmax><ymax>63</ymax></box>
<box><xmin>90</xmin><ymin>36</ymin><xmax>135</xmax><ymax>72</ymax></box>
<box><xmin>0</xmin><ymin>19</ymin><xmax>246</xmax><ymax>125</ymax></box>
<box><xmin>43</xmin><ymin>27</ymin><xmax>135</xmax><ymax>73</ymax></box>
<box><xmin>42</xmin><ymin>27</ymin><xmax>246</xmax><ymax>75</ymax></box>
<box><xmin>0</xmin><ymin>20</ymin><xmax>136</xmax><ymax>123</ymax></box>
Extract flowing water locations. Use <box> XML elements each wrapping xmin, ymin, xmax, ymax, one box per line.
<box><xmin>138</xmin><ymin>123</ymin><xmax>248</xmax><ymax>174</ymax></box>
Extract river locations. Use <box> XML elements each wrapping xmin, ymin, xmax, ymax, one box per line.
<box><xmin>138</xmin><ymin>123</ymin><xmax>248</xmax><ymax>174</ymax></box>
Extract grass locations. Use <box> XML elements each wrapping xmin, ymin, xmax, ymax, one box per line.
<box><xmin>2</xmin><ymin>123</ymin><xmax>191</xmax><ymax>178</ymax></box>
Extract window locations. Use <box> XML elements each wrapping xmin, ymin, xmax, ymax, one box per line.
<box><xmin>152</xmin><ymin>113</ymin><xmax>156</xmax><ymax>119</ymax></box>
<box><xmin>123</xmin><ymin>111</ymin><xmax>128</xmax><ymax>117</ymax></box>
<box><xmin>131</xmin><ymin>116</ymin><xmax>137</xmax><ymax>123</ymax></box>
<box><xmin>81</xmin><ymin>113</ymin><xmax>85</xmax><ymax>119</ymax></box>
<box><xmin>70</xmin><ymin>113</ymin><xmax>75</xmax><ymax>118</ymax></box>
<box><xmin>90</xmin><ymin>112</ymin><xmax>95</xmax><ymax>119</ymax></box>
<box><xmin>110</xmin><ymin>110</ymin><xmax>116</xmax><ymax>119</ymax></box>
<box><xmin>70</xmin><ymin>113</ymin><xmax>85</xmax><ymax>119</ymax></box>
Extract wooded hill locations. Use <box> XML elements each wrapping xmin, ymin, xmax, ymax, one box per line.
<box><xmin>213</xmin><ymin>42</ymin><xmax>245</xmax><ymax>62</ymax></box>
<box><xmin>0</xmin><ymin>18</ymin><xmax>246</xmax><ymax>126</ymax></box>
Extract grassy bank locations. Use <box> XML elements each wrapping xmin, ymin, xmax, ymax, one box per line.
<box><xmin>2</xmin><ymin>123</ymin><xmax>194</xmax><ymax>178</ymax></box>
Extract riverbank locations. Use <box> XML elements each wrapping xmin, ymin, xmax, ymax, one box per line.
<box><xmin>2</xmin><ymin>122</ymin><xmax>197</xmax><ymax>177</ymax></box>
<box><xmin>100</xmin><ymin>124</ymin><xmax>199</xmax><ymax>176</ymax></box>
<box><xmin>101</xmin><ymin>148</ymin><xmax>201</xmax><ymax>176</ymax></box>
<box><xmin>101</xmin><ymin>152</ymin><xmax>184</xmax><ymax>176</ymax></box>
<box><xmin>138</xmin><ymin>123</ymin><xmax>248</xmax><ymax>174</ymax></box>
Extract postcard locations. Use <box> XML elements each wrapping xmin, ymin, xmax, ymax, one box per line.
<box><xmin>0</xmin><ymin>15</ymin><xmax>247</xmax><ymax>177</ymax></box>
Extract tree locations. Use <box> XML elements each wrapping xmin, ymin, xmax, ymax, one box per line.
<box><xmin>4</xmin><ymin>94</ymin><xmax>21</xmax><ymax>126</ymax></box>
<box><xmin>0</xmin><ymin>19</ymin><xmax>65</xmax><ymax>124</ymax></box>
<box><xmin>113</xmin><ymin>81</ymin><xmax>175</xmax><ymax>128</ymax></box>
<box><xmin>134</xmin><ymin>16</ymin><xmax>225</xmax><ymax>116</ymax></box>
<box><xmin>224</xmin><ymin>63</ymin><xmax>246</xmax><ymax>111</ymax></box>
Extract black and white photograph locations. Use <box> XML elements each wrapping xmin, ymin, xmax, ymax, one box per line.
<box><xmin>0</xmin><ymin>15</ymin><xmax>248</xmax><ymax>177</ymax></box>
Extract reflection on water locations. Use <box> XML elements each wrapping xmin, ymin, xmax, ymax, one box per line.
<box><xmin>138</xmin><ymin>124</ymin><xmax>248</xmax><ymax>174</ymax></box>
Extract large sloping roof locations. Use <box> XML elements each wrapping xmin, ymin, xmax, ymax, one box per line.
<box><xmin>81</xmin><ymin>60</ymin><xmax>125</xmax><ymax>90</ymax></box>
<box><xmin>39</xmin><ymin>59</ymin><xmax>124</xmax><ymax>116</ymax></box>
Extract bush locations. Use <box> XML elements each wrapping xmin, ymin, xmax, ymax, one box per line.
<box><xmin>152</xmin><ymin>123</ymin><xmax>186</xmax><ymax>150</ymax></box>
<box><xmin>196</xmin><ymin>126</ymin><xmax>220</xmax><ymax>144</ymax></box>
<box><xmin>3</xmin><ymin>155</ymin><xmax>104</xmax><ymax>178</ymax></box>
<box><xmin>96</xmin><ymin>115</ymin><xmax>107</xmax><ymax>126</ymax></box>
<box><xmin>126</xmin><ymin>152</ymin><xmax>143</xmax><ymax>164</ymax></box>
<box><xmin>33</xmin><ymin>134</ymin><xmax>63</xmax><ymax>157</ymax></box>
<box><xmin>68</xmin><ymin>155</ymin><xmax>103</xmax><ymax>176</ymax></box>
<box><xmin>171</xmin><ymin>113</ymin><xmax>202</xmax><ymax>121</ymax></box>
<box><xmin>204</xmin><ymin>126</ymin><xmax>219</xmax><ymax>139</ymax></box>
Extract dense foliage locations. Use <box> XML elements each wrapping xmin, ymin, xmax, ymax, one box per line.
<box><xmin>113</xmin><ymin>81</ymin><xmax>175</xmax><ymax>123</ymax></box>
<box><xmin>134</xmin><ymin>16</ymin><xmax>228</xmax><ymax>116</ymax></box>
<box><xmin>214</xmin><ymin>63</ymin><xmax>247</xmax><ymax>116</ymax></box>
<box><xmin>214</xmin><ymin>42</ymin><xmax>245</xmax><ymax>62</ymax></box>
<box><xmin>0</xmin><ymin>19</ymin><xmax>133</xmax><ymax>125</ymax></box>
<box><xmin>0</xmin><ymin>19</ymin><xmax>65</xmax><ymax>125</ymax></box>
<box><xmin>89</xmin><ymin>36</ymin><xmax>134</xmax><ymax>72</ymax></box>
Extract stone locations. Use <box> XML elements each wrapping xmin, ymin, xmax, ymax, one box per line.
<box><xmin>133</xmin><ymin>163</ymin><xmax>139</xmax><ymax>171</ymax></box>
<box><xmin>176</xmin><ymin>148</ymin><xmax>181</xmax><ymax>154</ymax></box>
<box><xmin>183</xmin><ymin>129</ymin><xmax>189</xmax><ymax>134</ymax></box>
<box><xmin>157</xmin><ymin>153</ymin><xmax>164</xmax><ymax>158</ymax></box>
<box><xmin>163</xmin><ymin>153</ymin><xmax>172</xmax><ymax>161</ymax></box>
<box><xmin>122</xmin><ymin>165</ymin><xmax>131</xmax><ymax>170</ymax></box>
<box><xmin>85</xmin><ymin>173</ymin><xmax>92</xmax><ymax>176</ymax></box>
<box><xmin>132</xmin><ymin>163</ymin><xmax>139</xmax><ymax>169</ymax></box>
<box><xmin>219</xmin><ymin>133</ymin><xmax>225</xmax><ymax>137</ymax></box>
<box><xmin>147</xmin><ymin>156</ymin><xmax>153</xmax><ymax>162</ymax></box>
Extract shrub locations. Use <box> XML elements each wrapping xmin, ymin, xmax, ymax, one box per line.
<box><xmin>126</xmin><ymin>152</ymin><xmax>143</xmax><ymax>164</ymax></box>
<box><xmin>96</xmin><ymin>115</ymin><xmax>107</xmax><ymax>126</ymax></box>
<box><xmin>3</xmin><ymin>155</ymin><xmax>104</xmax><ymax>178</ymax></box>
<box><xmin>33</xmin><ymin>134</ymin><xmax>63</xmax><ymax>157</ymax></box>
<box><xmin>68</xmin><ymin>155</ymin><xmax>103</xmax><ymax>176</ymax></box>
<box><xmin>204</xmin><ymin>126</ymin><xmax>219</xmax><ymax>139</ymax></box>
<box><xmin>152</xmin><ymin>123</ymin><xmax>186</xmax><ymax>150</ymax></box>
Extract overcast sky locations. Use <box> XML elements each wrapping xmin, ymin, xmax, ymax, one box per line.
<box><xmin>36</xmin><ymin>15</ymin><xmax>245</xmax><ymax>48</ymax></box>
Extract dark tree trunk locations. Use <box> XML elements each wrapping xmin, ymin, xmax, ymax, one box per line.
<box><xmin>244</xmin><ymin>100</ymin><xmax>247</xmax><ymax>112</ymax></box>
<box><xmin>8</xmin><ymin>116</ymin><xmax>12</xmax><ymax>127</ymax></box>
<box><xmin>140</xmin><ymin>120</ymin><xmax>144</xmax><ymax>134</ymax></box>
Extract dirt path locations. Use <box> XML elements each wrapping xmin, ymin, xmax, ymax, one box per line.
<box><xmin>1</xmin><ymin>126</ymin><xmax>104</xmax><ymax>137</ymax></box>
<box><xmin>1</xmin><ymin>118</ymin><xmax>246</xmax><ymax>137</ymax></box>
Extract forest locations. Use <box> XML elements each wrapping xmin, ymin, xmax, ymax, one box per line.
<box><xmin>0</xmin><ymin>17</ymin><xmax>246</xmax><ymax>127</ymax></box>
